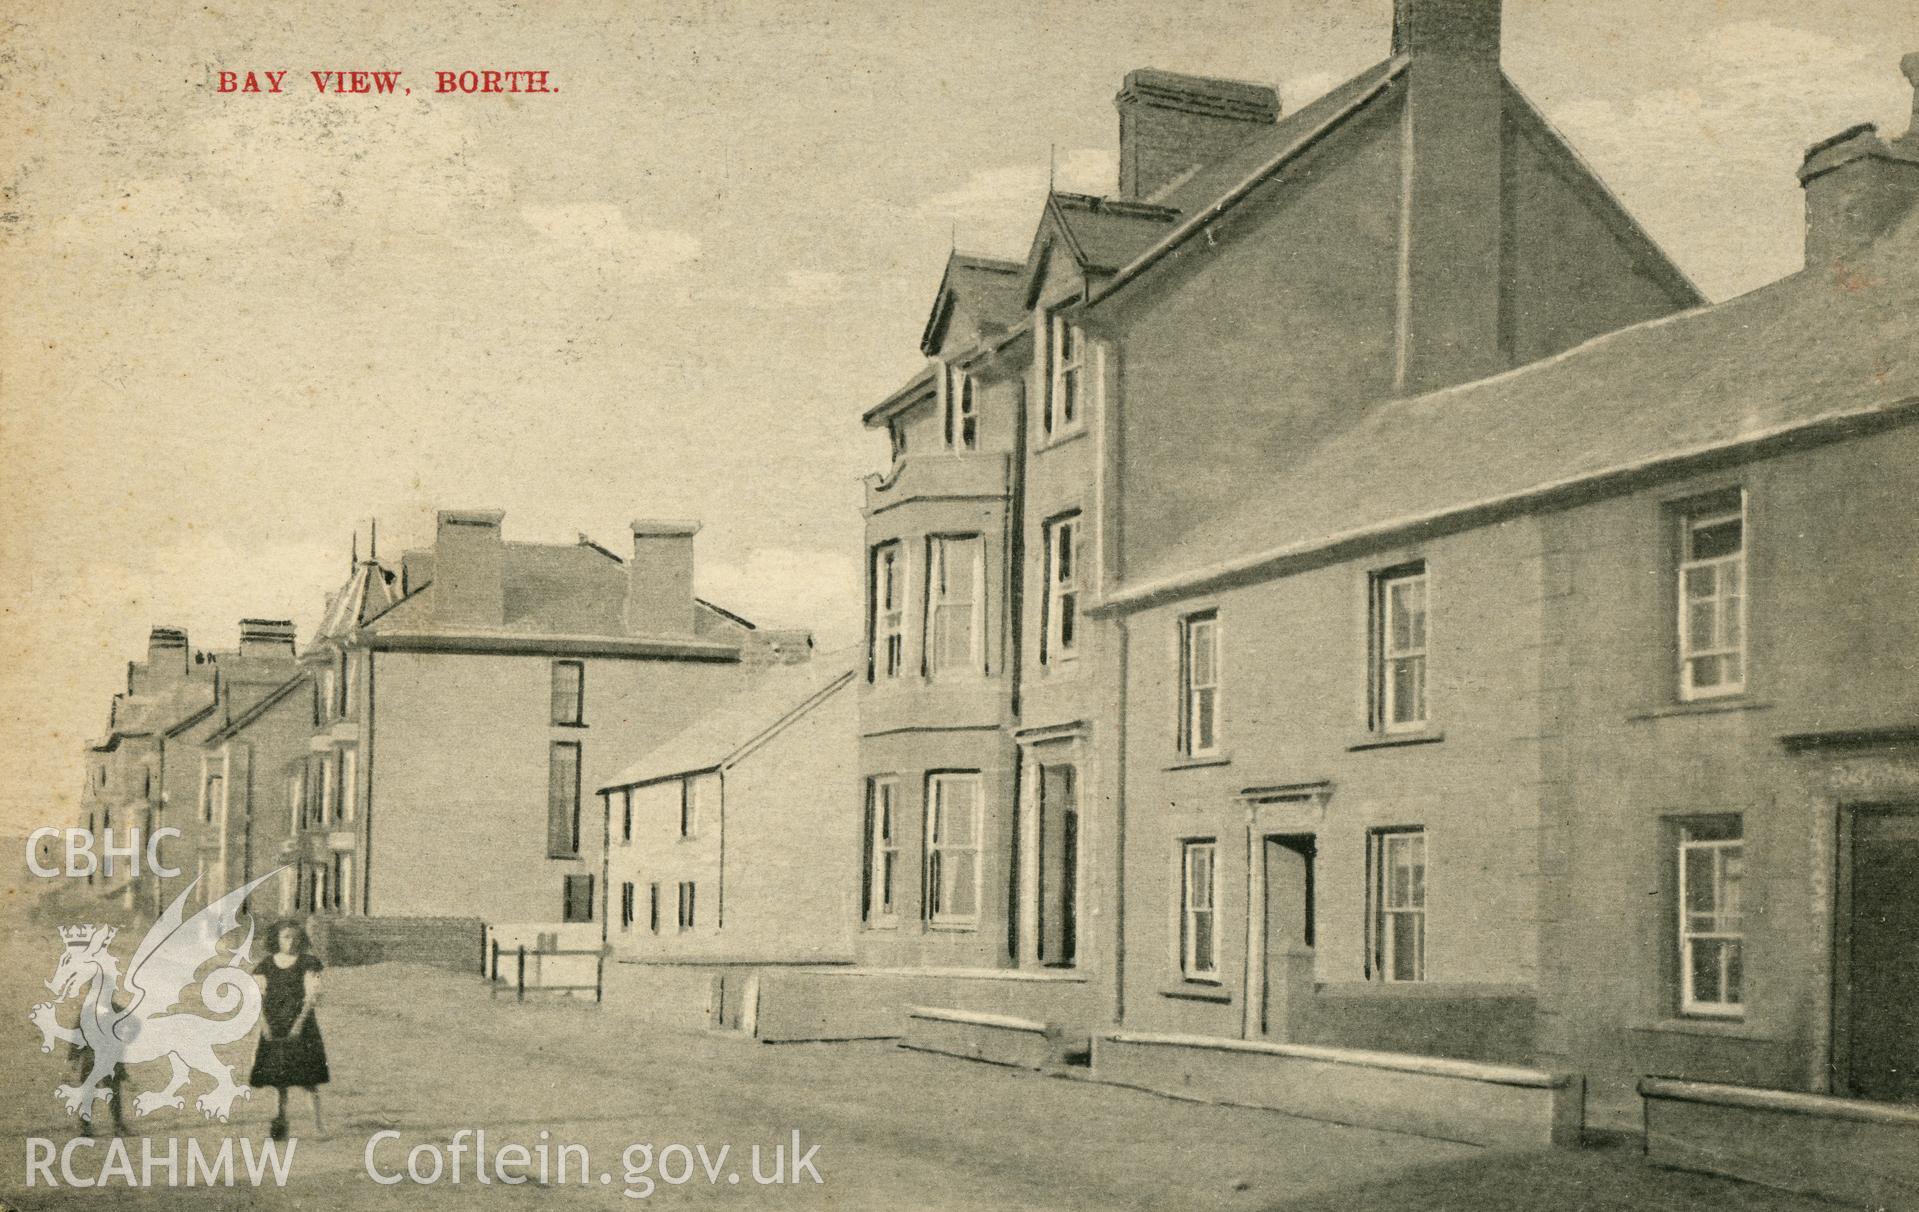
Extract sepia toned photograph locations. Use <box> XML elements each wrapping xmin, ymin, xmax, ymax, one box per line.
<box><xmin>1</xmin><ymin>0</ymin><xmax>1914</xmax><ymax>1207</ymax></box>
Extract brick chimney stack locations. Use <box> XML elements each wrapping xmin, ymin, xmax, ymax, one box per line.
<box><xmin>625</xmin><ymin>520</ymin><xmax>701</xmax><ymax>637</ymax></box>
<box><xmin>431</xmin><ymin>509</ymin><xmax>506</xmax><ymax>626</ymax></box>
<box><xmin>1115</xmin><ymin>70</ymin><xmax>1280</xmax><ymax>201</ymax></box>
<box><xmin>146</xmin><ymin>626</ymin><xmax>190</xmax><ymax>678</ymax></box>
<box><xmin>1797</xmin><ymin>54</ymin><xmax>1919</xmax><ymax>268</ymax></box>
<box><xmin>237</xmin><ymin>618</ymin><xmax>297</xmax><ymax>658</ymax></box>
<box><xmin>1393</xmin><ymin>0</ymin><xmax>1509</xmax><ymax>397</ymax></box>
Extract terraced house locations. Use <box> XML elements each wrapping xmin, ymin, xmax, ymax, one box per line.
<box><xmin>80</xmin><ymin>621</ymin><xmax>301</xmax><ymax>913</ymax></box>
<box><xmin>281</xmin><ymin>510</ymin><xmax>810</xmax><ymax>932</ymax></box>
<box><xmin>830</xmin><ymin>0</ymin><xmax>1704</xmax><ymax>1039</ymax></box>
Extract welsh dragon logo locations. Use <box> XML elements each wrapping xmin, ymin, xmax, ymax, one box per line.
<box><xmin>29</xmin><ymin>869</ymin><xmax>283</xmax><ymax>1121</ymax></box>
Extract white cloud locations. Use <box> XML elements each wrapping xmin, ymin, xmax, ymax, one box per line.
<box><xmin>520</xmin><ymin>203</ymin><xmax>703</xmax><ymax>273</ymax></box>
<box><xmin>914</xmin><ymin>147</ymin><xmax>1118</xmax><ymax>258</ymax></box>
<box><xmin>1545</xmin><ymin>20</ymin><xmax>1911</xmax><ymax>298</ymax></box>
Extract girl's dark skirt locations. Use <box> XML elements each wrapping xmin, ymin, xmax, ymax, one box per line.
<box><xmin>249</xmin><ymin>1018</ymin><xmax>329</xmax><ymax>1089</ymax></box>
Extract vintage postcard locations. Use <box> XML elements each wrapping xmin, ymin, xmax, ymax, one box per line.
<box><xmin>2</xmin><ymin>1</ymin><xmax>1915</xmax><ymax>1207</ymax></box>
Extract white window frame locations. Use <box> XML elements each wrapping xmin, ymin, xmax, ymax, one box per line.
<box><xmin>867</xmin><ymin>777</ymin><xmax>901</xmax><ymax>927</ymax></box>
<box><xmin>872</xmin><ymin>542</ymin><xmax>906</xmax><ymax>681</ymax></box>
<box><xmin>202</xmin><ymin>767</ymin><xmax>224</xmax><ymax>826</ymax></box>
<box><xmin>925</xmin><ymin>535</ymin><xmax>984</xmax><ymax>679</ymax></box>
<box><xmin>1375</xmin><ymin>565</ymin><xmax>1429</xmax><ymax>733</ymax></box>
<box><xmin>1679</xmin><ymin>825</ymin><xmax>1746</xmax><ymax>1018</ymax></box>
<box><xmin>1372</xmin><ymin>830</ymin><xmax>1427</xmax><ymax>983</ymax></box>
<box><xmin>944</xmin><ymin>364</ymin><xmax>978</xmax><ymax>452</ymax></box>
<box><xmin>926</xmin><ymin>773</ymin><xmax>982</xmax><ymax>928</ymax></box>
<box><xmin>1047</xmin><ymin>313</ymin><xmax>1085</xmax><ymax>438</ymax></box>
<box><xmin>677</xmin><ymin>880</ymin><xmax>697</xmax><ymax>931</ymax></box>
<box><xmin>1178</xmin><ymin>611</ymin><xmax>1220</xmax><ymax>757</ymax></box>
<box><xmin>1042</xmin><ymin>513</ymin><xmax>1080</xmax><ymax>666</ymax></box>
<box><xmin>551</xmin><ymin>659</ymin><xmax>585</xmax><ymax>726</ymax></box>
<box><xmin>339</xmin><ymin>747</ymin><xmax>358</xmax><ymax>823</ymax></box>
<box><xmin>318</xmin><ymin>752</ymin><xmax>336</xmax><ymax>825</ymax></box>
<box><xmin>1678</xmin><ymin>494</ymin><xmax>1747</xmax><ymax>702</ymax></box>
<box><xmin>331</xmin><ymin>851</ymin><xmax>352</xmax><ymax>914</ymax></box>
<box><xmin>679</xmin><ymin>776</ymin><xmax>703</xmax><ymax>839</ymax></box>
<box><xmin>1180</xmin><ymin>840</ymin><xmax>1219</xmax><ymax>981</ymax></box>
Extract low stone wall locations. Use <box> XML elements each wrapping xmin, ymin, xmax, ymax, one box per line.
<box><xmin>1093</xmin><ymin>1031</ymin><xmax>1582</xmax><ymax>1148</ymax></box>
<box><xmin>1294</xmin><ymin>983</ymin><xmax>1536</xmax><ymax>1065</ymax></box>
<box><xmin>902</xmin><ymin>1006</ymin><xmax>1068</xmax><ymax>1070</ymax></box>
<box><xmin>754</xmin><ymin>967</ymin><xmax>1100</xmax><ymax>1043</ymax></box>
<box><xmin>1641</xmin><ymin>1078</ymin><xmax>1919</xmax><ymax>1207</ymax></box>
<box><xmin>318</xmin><ymin>916</ymin><xmax>481</xmax><ymax>969</ymax></box>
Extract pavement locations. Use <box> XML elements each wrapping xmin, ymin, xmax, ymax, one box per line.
<box><xmin>0</xmin><ymin>939</ymin><xmax>1849</xmax><ymax>1210</ymax></box>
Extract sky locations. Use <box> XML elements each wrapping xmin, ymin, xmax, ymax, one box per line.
<box><xmin>1</xmin><ymin>0</ymin><xmax>1915</xmax><ymax>835</ymax></box>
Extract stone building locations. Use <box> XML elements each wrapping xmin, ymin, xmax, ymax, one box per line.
<box><xmin>598</xmin><ymin>651</ymin><xmax>858</xmax><ymax>964</ymax></box>
<box><xmin>834</xmin><ymin>0</ymin><xmax>1701</xmax><ymax>1035</ymax></box>
<box><xmin>283</xmin><ymin>511</ymin><xmax>811</xmax><ymax>928</ymax></box>
<box><xmin>80</xmin><ymin>621</ymin><xmax>300</xmax><ymax>912</ymax></box>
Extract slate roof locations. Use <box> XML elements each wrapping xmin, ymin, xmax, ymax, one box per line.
<box><xmin>93</xmin><ymin>679</ymin><xmax>216</xmax><ymax>749</ymax></box>
<box><xmin>203</xmin><ymin>671</ymin><xmax>313</xmax><ymax>746</ymax></box>
<box><xmin>360</xmin><ymin>539</ymin><xmax>757</xmax><ymax>642</ymax></box>
<box><xmin>887</xmin><ymin>51</ymin><xmax>1700</xmax><ymax>421</ymax></box>
<box><xmin>599</xmin><ymin>650</ymin><xmax>858</xmax><ymax>792</ymax></box>
<box><xmin>1112</xmin><ymin>209</ymin><xmax>1919</xmax><ymax>605</ymax></box>
<box><xmin>312</xmin><ymin>560</ymin><xmax>401</xmax><ymax>649</ymax></box>
<box><xmin>1042</xmin><ymin>193</ymin><xmax>1182</xmax><ymax>276</ymax></box>
<box><xmin>920</xmin><ymin>253</ymin><xmax>1025</xmax><ymax>355</ymax></box>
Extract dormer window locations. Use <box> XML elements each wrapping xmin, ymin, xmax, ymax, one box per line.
<box><xmin>1047</xmin><ymin>313</ymin><xmax>1085</xmax><ymax>438</ymax></box>
<box><xmin>944</xmin><ymin>365</ymin><xmax>978</xmax><ymax>452</ymax></box>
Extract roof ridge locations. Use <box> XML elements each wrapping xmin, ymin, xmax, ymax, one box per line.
<box><xmin>1049</xmin><ymin>191</ymin><xmax>1181</xmax><ymax>220</ymax></box>
<box><xmin>951</xmin><ymin>253</ymin><xmax>1022</xmax><ymax>273</ymax></box>
<box><xmin>1086</xmin><ymin>57</ymin><xmax>1408</xmax><ymax>307</ymax></box>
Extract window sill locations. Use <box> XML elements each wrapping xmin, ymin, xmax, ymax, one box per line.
<box><xmin>1627</xmin><ymin>699</ymin><xmax>1775</xmax><ymax>722</ymax></box>
<box><xmin>1630</xmin><ymin>1017</ymin><xmax>1774</xmax><ymax>1041</ymax></box>
<box><xmin>1161</xmin><ymin>983</ymin><xmax>1232</xmax><ymax>1004</ymax></box>
<box><xmin>1037</xmin><ymin>427</ymin><xmax>1089</xmax><ymax>454</ymax></box>
<box><xmin>1165</xmin><ymin>752</ymin><xmax>1231</xmax><ymax>772</ymax></box>
<box><xmin>551</xmin><ymin>721</ymin><xmax>589</xmax><ymax>730</ymax></box>
<box><xmin>863</xmin><ymin>920</ymin><xmax>900</xmax><ymax>932</ymax></box>
<box><xmin>927</xmin><ymin>921</ymin><xmax>979</xmax><ymax>933</ymax></box>
<box><xmin>1346</xmin><ymin>729</ymin><xmax>1445</xmax><ymax>752</ymax></box>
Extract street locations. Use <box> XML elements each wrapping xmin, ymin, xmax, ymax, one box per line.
<box><xmin>0</xmin><ymin>951</ymin><xmax>1845</xmax><ymax>1211</ymax></box>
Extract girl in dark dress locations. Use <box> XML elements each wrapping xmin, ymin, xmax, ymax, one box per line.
<box><xmin>250</xmin><ymin>921</ymin><xmax>328</xmax><ymax>1140</ymax></box>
